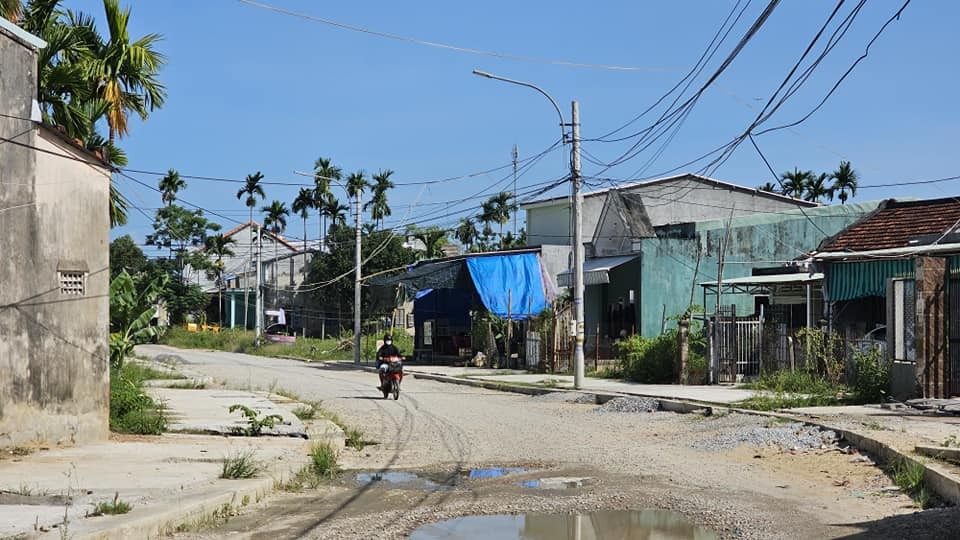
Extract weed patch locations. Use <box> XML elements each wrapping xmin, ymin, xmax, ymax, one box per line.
<box><xmin>344</xmin><ymin>426</ymin><xmax>368</xmax><ymax>450</ymax></box>
<box><xmin>309</xmin><ymin>442</ymin><xmax>338</xmax><ymax>478</ymax></box>
<box><xmin>220</xmin><ymin>450</ymin><xmax>262</xmax><ymax>479</ymax></box>
<box><xmin>89</xmin><ymin>493</ymin><xmax>132</xmax><ymax>516</ymax></box>
<box><xmin>110</xmin><ymin>363</ymin><xmax>166</xmax><ymax>435</ymax></box>
<box><xmin>229</xmin><ymin>404</ymin><xmax>283</xmax><ymax>436</ymax></box>
<box><xmin>292</xmin><ymin>405</ymin><xmax>316</xmax><ymax>420</ymax></box>
<box><xmin>167</xmin><ymin>380</ymin><xmax>205</xmax><ymax>389</ymax></box>
<box><xmin>888</xmin><ymin>457</ymin><xmax>931</xmax><ymax>508</ymax></box>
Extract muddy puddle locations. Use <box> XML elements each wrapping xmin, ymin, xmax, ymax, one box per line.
<box><xmin>464</xmin><ymin>467</ymin><xmax>527</xmax><ymax>479</ymax></box>
<box><xmin>517</xmin><ymin>476</ymin><xmax>594</xmax><ymax>489</ymax></box>
<box><xmin>409</xmin><ymin>509</ymin><xmax>718</xmax><ymax>539</ymax></box>
<box><xmin>354</xmin><ymin>471</ymin><xmax>452</xmax><ymax>490</ymax></box>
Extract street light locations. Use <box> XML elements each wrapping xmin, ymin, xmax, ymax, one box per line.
<box><xmin>294</xmin><ymin>171</ymin><xmax>363</xmax><ymax>365</ymax></box>
<box><xmin>472</xmin><ymin>69</ymin><xmax>586</xmax><ymax>390</ymax></box>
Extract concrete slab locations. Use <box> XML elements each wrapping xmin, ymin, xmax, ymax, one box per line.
<box><xmin>0</xmin><ymin>434</ymin><xmax>310</xmax><ymax>539</ymax></box>
<box><xmin>148</xmin><ymin>388</ymin><xmax>306</xmax><ymax>438</ymax></box>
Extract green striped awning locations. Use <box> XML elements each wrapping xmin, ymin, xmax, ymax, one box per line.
<box><xmin>827</xmin><ymin>260</ymin><xmax>914</xmax><ymax>301</ymax></box>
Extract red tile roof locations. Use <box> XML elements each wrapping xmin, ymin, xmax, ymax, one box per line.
<box><xmin>819</xmin><ymin>198</ymin><xmax>960</xmax><ymax>252</ymax></box>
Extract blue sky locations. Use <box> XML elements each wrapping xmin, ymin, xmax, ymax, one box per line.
<box><xmin>64</xmin><ymin>0</ymin><xmax>959</xmax><ymax>250</ymax></box>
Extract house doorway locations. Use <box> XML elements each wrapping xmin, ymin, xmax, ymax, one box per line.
<box><xmin>948</xmin><ymin>278</ymin><xmax>960</xmax><ymax>397</ymax></box>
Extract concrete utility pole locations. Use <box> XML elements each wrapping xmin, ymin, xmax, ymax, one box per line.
<box><xmin>354</xmin><ymin>188</ymin><xmax>362</xmax><ymax>364</ymax></box>
<box><xmin>471</xmin><ymin>70</ymin><xmax>585</xmax><ymax>389</ymax></box>
<box><xmin>255</xmin><ymin>224</ymin><xmax>263</xmax><ymax>345</ymax></box>
<box><xmin>571</xmin><ymin>101</ymin><xmax>585</xmax><ymax>390</ymax></box>
<box><xmin>512</xmin><ymin>144</ymin><xmax>519</xmax><ymax>236</ymax></box>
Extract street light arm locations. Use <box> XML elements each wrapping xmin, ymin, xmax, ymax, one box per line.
<box><xmin>472</xmin><ymin>70</ymin><xmax>566</xmax><ymax>142</ymax></box>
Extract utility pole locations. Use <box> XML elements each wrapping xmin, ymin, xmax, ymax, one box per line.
<box><xmin>255</xmin><ymin>223</ymin><xmax>263</xmax><ymax>345</ymax></box>
<box><xmin>571</xmin><ymin>101</ymin><xmax>585</xmax><ymax>390</ymax></box>
<box><xmin>354</xmin><ymin>188</ymin><xmax>362</xmax><ymax>364</ymax></box>
<box><xmin>512</xmin><ymin>144</ymin><xmax>519</xmax><ymax>236</ymax></box>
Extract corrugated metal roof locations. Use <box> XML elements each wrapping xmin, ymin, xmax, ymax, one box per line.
<box><xmin>557</xmin><ymin>255</ymin><xmax>638</xmax><ymax>286</ymax></box>
<box><xmin>699</xmin><ymin>272</ymin><xmax>823</xmax><ymax>287</ymax></box>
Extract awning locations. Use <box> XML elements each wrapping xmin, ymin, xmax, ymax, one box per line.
<box><xmin>557</xmin><ymin>255</ymin><xmax>638</xmax><ymax>287</ymax></box>
<box><xmin>700</xmin><ymin>272</ymin><xmax>823</xmax><ymax>295</ymax></box>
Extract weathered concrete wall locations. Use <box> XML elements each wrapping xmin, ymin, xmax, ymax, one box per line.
<box><xmin>0</xmin><ymin>28</ymin><xmax>110</xmax><ymax>446</ymax></box>
<box><xmin>634</xmin><ymin>202</ymin><xmax>880</xmax><ymax>337</ymax></box>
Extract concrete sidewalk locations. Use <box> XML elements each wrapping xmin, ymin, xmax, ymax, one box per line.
<box><xmin>401</xmin><ymin>364</ymin><xmax>759</xmax><ymax>404</ymax></box>
<box><xmin>0</xmin><ymin>366</ymin><xmax>343</xmax><ymax>539</ymax></box>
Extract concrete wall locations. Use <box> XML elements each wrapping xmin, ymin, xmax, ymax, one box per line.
<box><xmin>0</xmin><ymin>28</ymin><xmax>110</xmax><ymax>446</ymax></box>
<box><xmin>634</xmin><ymin>202</ymin><xmax>879</xmax><ymax>337</ymax></box>
<box><xmin>524</xmin><ymin>175</ymin><xmax>816</xmax><ymax>246</ymax></box>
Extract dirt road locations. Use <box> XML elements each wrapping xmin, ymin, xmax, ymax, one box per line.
<box><xmin>139</xmin><ymin>345</ymin><xmax>959</xmax><ymax>539</ymax></box>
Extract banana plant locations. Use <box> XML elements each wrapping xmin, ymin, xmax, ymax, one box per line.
<box><xmin>109</xmin><ymin>270</ymin><xmax>166</xmax><ymax>369</ymax></box>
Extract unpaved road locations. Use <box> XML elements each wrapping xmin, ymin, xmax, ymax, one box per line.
<box><xmin>139</xmin><ymin>345</ymin><xmax>959</xmax><ymax>539</ymax></box>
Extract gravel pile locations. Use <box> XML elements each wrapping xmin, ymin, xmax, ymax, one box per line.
<box><xmin>596</xmin><ymin>397</ymin><xmax>661</xmax><ymax>414</ymax></box>
<box><xmin>696</xmin><ymin>420</ymin><xmax>838</xmax><ymax>452</ymax></box>
<box><xmin>529</xmin><ymin>391</ymin><xmax>594</xmax><ymax>403</ymax></box>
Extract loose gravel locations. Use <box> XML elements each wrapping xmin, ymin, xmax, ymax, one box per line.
<box><xmin>596</xmin><ymin>396</ymin><xmax>661</xmax><ymax>414</ymax></box>
<box><xmin>695</xmin><ymin>419</ymin><xmax>838</xmax><ymax>452</ymax></box>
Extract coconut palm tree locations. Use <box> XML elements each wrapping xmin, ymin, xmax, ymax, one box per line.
<box><xmin>291</xmin><ymin>187</ymin><xmax>313</xmax><ymax>252</ymax></box>
<box><xmin>313</xmin><ymin>157</ymin><xmax>341</xmax><ymax>200</ymax></box>
<box><xmin>779</xmin><ymin>168</ymin><xmax>812</xmax><ymax>199</ymax></box>
<box><xmin>2</xmin><ymin>0</ymin><xmax>20</xmax><ymax>21</ymax></box>
<box><xmin>757</xmin><ymin>182</ymin><xmax>778</xmax><ymax>193</ymax></box>
<box><xmin>455</xmin><ymin>218</ymin><xmax>477</xmax><ymax>252</ymax></box>
<box><xmin>87</xmin><ymin>0</ymin><xmax>166</xmax><ymax>144</ymax></box>
<box><xmin>365</xmin><ymin>169</ymin><xmax>394</xmax><ymax>230</ymax></box>
<box><xmin>236</xmin><ymin>171</ymin><xmax>264</xmax><ymax>328</ymax></box>
<box><xmin>831</xmin><ymin>160</ymin><xmax>858</xmax><ymax>204</ymax></box>
<box><xmin>803</xmin><ymin>173</ymin><xmax>833</xmax><ymax>203</ymax></box>
<box><xmin>262</xmin><ymin>200</ymin><xmax>289</xmax><ymax>306</ymax></box>
<box><xmin>412</xmin><ymin>227</ymin><xmax>447</xmax><ymax>259</ymax></box>
<box><xmin>158</xmin><ymin>168</ymin><xmax>184</xmax><ymax>206</ymax></box>
<box><xmin>204</xmin><ymin>233</ymin><xmax>235</xmax><ymax>327</ymax></box>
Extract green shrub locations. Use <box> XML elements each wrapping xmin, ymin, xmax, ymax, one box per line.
<box><xmin>90</xmin><ymin>493</ymin><xmax>132</xmax><ymax>516</ymax></box>
<box><xmin>228</xmin><ymin>404</ymin><xmax>283</xmax><ymax>436</ymax></box>
<box><xmin>110</xmin><ymin>363</ymin><xmax>166</xmax><ymax>435</ymax></box>
<box><xmin>615</xmin><ymin>331</ymin><xmax>677</xmax><ymax>383</ymax></box>
<box><xmin>851</xmin><ymin>348</ymin><xmax>890</xmax><ymax>403</ymax></box>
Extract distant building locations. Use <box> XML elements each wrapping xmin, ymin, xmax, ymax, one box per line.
<box><xmin>0</xmin><ymin>20</ymin><xmax>112</xmax><ymax>445</ymax></box>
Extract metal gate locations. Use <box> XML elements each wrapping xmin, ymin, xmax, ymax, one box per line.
<box><xmin>948</xmin><ymin>278</ymin><xmax>960</xmax><ymax>396</ymax></box>
<box><xmin>713</xmin><ymin>306</ymin><xmax>763</xmax><ymax>383</ymax></box>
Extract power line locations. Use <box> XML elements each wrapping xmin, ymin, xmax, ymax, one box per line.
<box><xmin>235</xmin><ymin>0</ymin><xmax>675</xmax><ymax>72</ymax></box>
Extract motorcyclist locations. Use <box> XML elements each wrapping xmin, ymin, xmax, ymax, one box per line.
<box><xmin>376</xmin><ymin>334</ymin><xmax>402</xmax><ymax>390</ymax></box>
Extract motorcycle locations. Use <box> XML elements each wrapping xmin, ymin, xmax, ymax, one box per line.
<box><xmin>379</xmin><ymin>356</ymin><xmax>403</xmax><ymax>400</ymax></box>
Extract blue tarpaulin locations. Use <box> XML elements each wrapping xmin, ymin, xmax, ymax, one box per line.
<box><xmin>466</xmin><ymin>253</ymin><xmax>548</xmax><ymax>319</ymax></box>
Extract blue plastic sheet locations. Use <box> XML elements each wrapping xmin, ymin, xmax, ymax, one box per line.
<box><xmin>465</xmin><ymin>253</ymin><xmax>548</xmax><ymax>319</ymax></box>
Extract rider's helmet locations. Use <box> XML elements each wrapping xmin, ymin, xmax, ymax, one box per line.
<box><xmin>383</xmin><ymin>333</ymin><xmax>393</xmax><ymax>344</ymax></box>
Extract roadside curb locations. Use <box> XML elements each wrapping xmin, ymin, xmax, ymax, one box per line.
<box><xmin>406</xmin><ymin>369</ymin><xmax>960</xmax><ymax>506</ymax></box>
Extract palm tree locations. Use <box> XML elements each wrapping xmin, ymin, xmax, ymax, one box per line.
<box><xmin>455</xmin><ymin>218</ymin><xmax>477</xmax><ymax>252</ymax></box>
<box><xmin>262</xmin><ymin>200</ymin><xmax>289</xmax><ymax>306</ymax></box>
<box><xmin>365</xmin><ymin>169</ymin><xmax>394</xmax><ymax>230</ymax></box>
<box><xmin>346</xmin><ymin>170</ymin><xmax>368</xmax><ymax>200</ymax></box>
<box><xmin>322</xmin><ymin>192</ymin><xmax>349</xmax><ymax>230</ymax></box>
<box><xmin>204</xmin><ymin>233</ymin><xmax>235</xmax><ymax>327</ymax></box>
<box><xmin>2</xmin><ymin>0</ymin><xmax>19</xmax><ymax>21</ymax></box>
<box><xmin>478</xmin><ymin>200</ymin><xmax>496</xmax><ymax>250</ymax></box>
<box><xmin>780</xmin><ymin>168</ymin><xmax>812</xmax><ymax>199</ymax></box>
<box><xmin>291</xmin><ymin>187</ymin><xmax>313</xmax><ymax>252</ymax></box>
<box><xmin>158</xmin><ymin>168</ymin><xmax>184</xmax><ymax>206</ymax></box>
<box><xmin>235</xmin><ymin>171</ymin><xmax>264</xmax><ymax>328</ymax></box>
<box><xmin>313</xmin><ymin>157</ymin><xmax>342</xmax><ymax>200</ymax></box>
<box><xmin>413</xmin><ymin>227</ymin><xmax>447</xmax><ymax>259</ymax></box>
<box><xmin>803</xmin><ymin>173</ymin><xmax>833</xmax><ymax>203</ymax></box>
<box><xmin>485</xmin><ymin>192</ymin><xmax>515</xmax><ymax>244</ymax></box>
<box><xmin>87</xmin><ymin>0</ymin><xmax>166</xmax><ymax>144</ymax></box>
<box><xmin>757</xmin><ymin>182</ymin><xmax>778</xmax><ymax>193</ymax></box>
<box><xmin>831</xmin><ymin>160</ymin><xmax>858</xmax><ymax>204</ymax></box>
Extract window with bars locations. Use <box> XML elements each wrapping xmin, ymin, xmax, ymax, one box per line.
<box><xmin>59</xmin><ymin>271</ymin><xmax>86</xmax><ymax>296</ymax></box>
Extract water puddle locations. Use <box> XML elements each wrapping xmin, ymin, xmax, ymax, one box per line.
<box><xmin>463</xmin><ymin>467</ymin><xmax>527</xmax><ymax>479</ymax></box>
<box><xmin>410</xmin><ymin>510</ymin><xmax>718</xmax><ymax>540</ymax></box>
<box><xmin>354</xmin><ymin>471</ymin><xmax>450</xmax><ymax>490</ymax></box>
<box><xmin>517</xmin><ymin>476</ymin><xmax>594</xmax><ymax>489</ymax></box>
